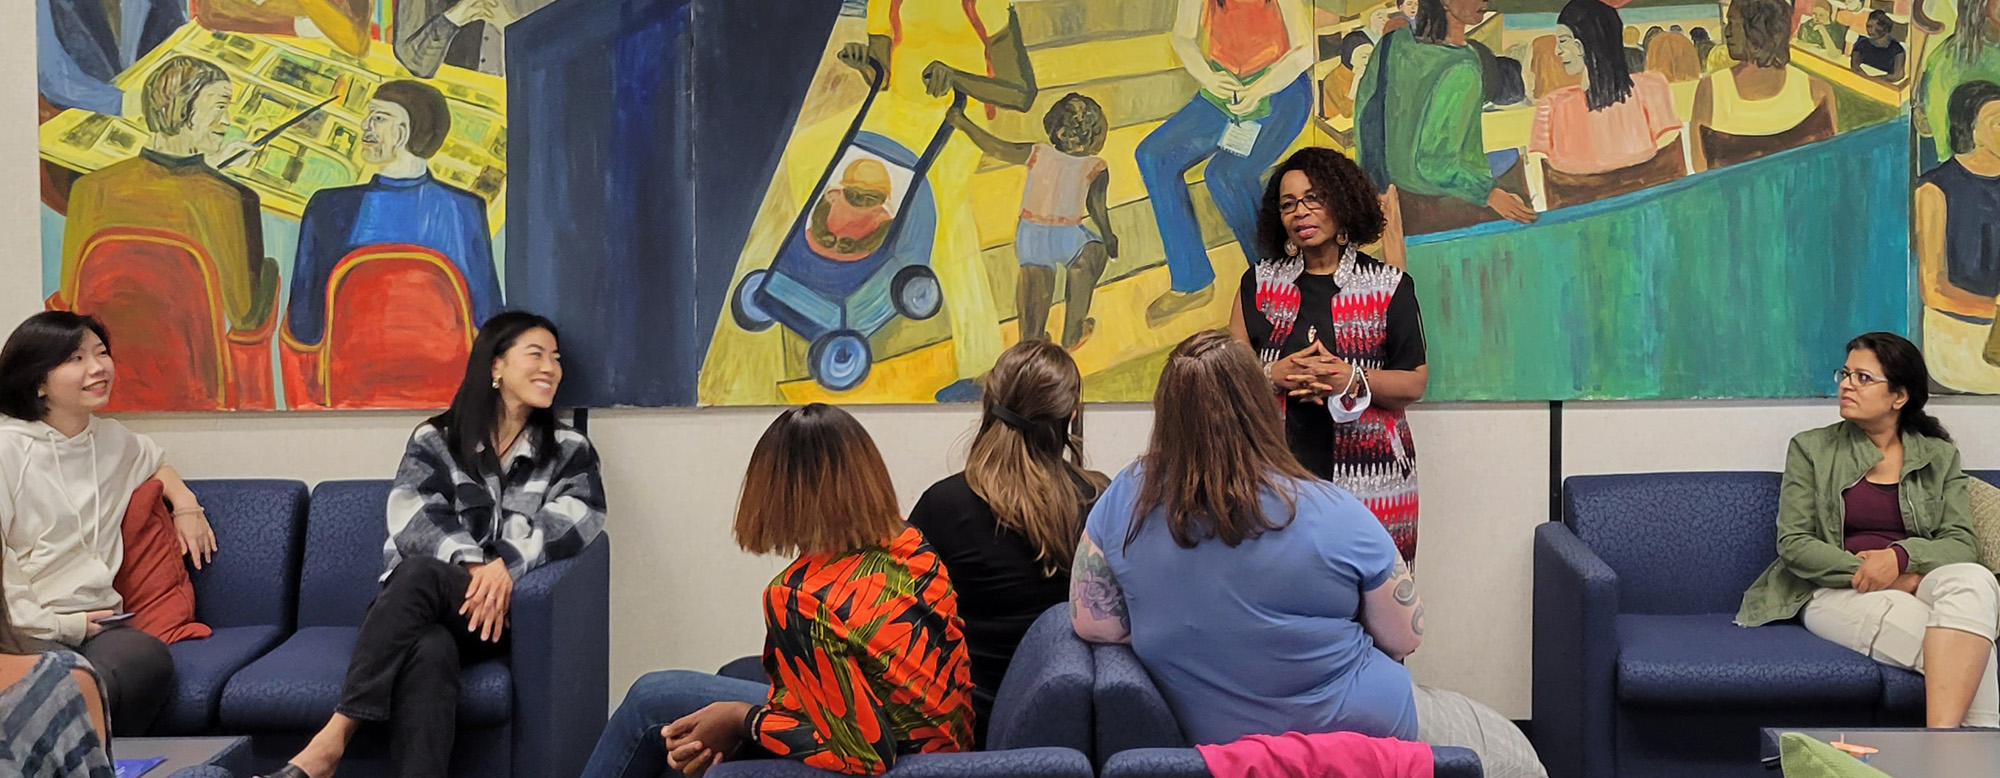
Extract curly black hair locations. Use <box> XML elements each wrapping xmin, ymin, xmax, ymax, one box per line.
<box><xmin>1254</xmin><ymin>147</ymin><xmax>1386</xmax><ymax>260</ymax></box>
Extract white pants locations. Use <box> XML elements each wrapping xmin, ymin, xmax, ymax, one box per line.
<box><xmin>1801</xmin><ymin>562</ymin><xmax>2000</xmax><ymax>727</ymax></box>
<box><xmin>1413</xmin><ymin>683</ymin><xmax>1549</xmax><ymax>778</ymax></box>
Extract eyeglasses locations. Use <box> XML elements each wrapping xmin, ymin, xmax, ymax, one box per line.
<box><xmin>1834</xmin><ymin>368</ymin><xmax>1888</xmax><ymax>388</ymax></box>
<box><xmin>1279</xmin><ymin>192</ymin><xmax>1327</xmax><ymax>214</ymax></box>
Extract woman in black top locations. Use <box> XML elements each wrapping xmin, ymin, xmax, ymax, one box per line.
<box><xmin>1229</xmin><ymin>147</ymin><xmax>1428</xmax><ymax>563</ymax></box>
<box><xmin>907</xmin><ymin>339</ymin><xmax>1107</xmax><ymax>746</ymax></box>
<box><xmin>1849</xmin><ymin>11</ymin><xmax>1906</xmax><ymax>82</ymax></box>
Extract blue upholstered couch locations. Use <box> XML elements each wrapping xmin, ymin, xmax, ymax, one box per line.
<box><xmin>1090</xmin><ymin>641</ymin><xmax>1486</xmax><ymax>778</ymax></box>
<box><xmin>706</xmin><ymin>605</ymin><xmax>1093</xmax><ymax>778</ymax></box>
<box><xmin>1531</xmin><ymin>471</ymin><xmax>1988</xmax><ymax>778</ymax></box>
<box><xmin>150</xmin><ymin>479</ymin><xmax>610</xmax><ymax>778</ymax></box>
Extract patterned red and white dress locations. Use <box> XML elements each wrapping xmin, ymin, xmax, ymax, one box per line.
<box><xmin>1237</xmin><ymin>247</ymin><xmax>1427</xmax><ymax>562</ymax></box>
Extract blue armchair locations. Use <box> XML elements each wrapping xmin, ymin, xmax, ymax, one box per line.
<box><xmin>155</xmin><ymin>480</ymin><xmax>309</xmax><ymax>736</ymax></box>
<box><xmin>1091</xmin><ymin>642</ymin><xmax>1483</xmax><ymax>777</ymax></box>
<box><xmin>706</xmin><ymin>606</ymin><xmax>1093</xmax><ymax>778</ymax></box>
<box><xmin>1534</xmin><ymin>472</ymin><xmax>1926</xmax><ymax>778</ymax></box>
<box><xmin>217</xmin><ymin>480</ymin><xmax>611</xmax><ymax>778</ymax></box>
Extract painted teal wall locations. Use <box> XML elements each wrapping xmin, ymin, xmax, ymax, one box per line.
<box><xmin>1409</xmin><ymin>118</ymin><xmax>1911</xmax><ymax>400</ymax></box>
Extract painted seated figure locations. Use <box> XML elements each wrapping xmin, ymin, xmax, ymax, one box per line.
<box><xmin>1690</xmin><ymin>0</ymin><xmax>1839</xmax><ymax>170</ymax></box>
<box><xmin>806</xmin><ymin>158</ymin><xmax>897</xmax><ymax>262</ymax></box>
<box><xmin>56</xmin><ymin>56</ymin><xmax>279</xmax><ymax>410</ymax></box>
<box><xmin>284</xmin><ymin>80</ymin><xmax>499</xmax><ymax>408</ymax></box>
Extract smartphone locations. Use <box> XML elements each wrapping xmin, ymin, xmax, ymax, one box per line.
<box><xmin>93</xmin><ymin>612</ymin><xmax>135</xmax><ymax>625</ymax></box>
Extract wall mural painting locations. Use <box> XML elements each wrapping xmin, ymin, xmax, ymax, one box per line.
<box><xmin>38</xmin><ymin>0</ymin><xmax>1932</xmax><ymax>408</ymax></box>
<box><xmin>39</xmin><ymin>0</ymin><xmax>508</xmax><ymax>410</ymax></box>
<box><xmin>696</xmin><ymin>0</ymin><xmax>1916</xmax><ymax>405</ymax></box>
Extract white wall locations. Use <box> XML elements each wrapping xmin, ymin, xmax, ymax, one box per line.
<box><xmin>14</xmin><ymin>0</ymin><xmax>1997</xmax><ymax>722</ymax></box>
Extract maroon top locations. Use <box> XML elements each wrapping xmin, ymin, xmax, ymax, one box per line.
<box><xmin>1842</xmin><ymin>479</ymin><xmax>1910</xmax><ymax>573</ymax></box>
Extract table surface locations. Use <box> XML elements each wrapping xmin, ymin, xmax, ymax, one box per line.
<box><xmin>112</xmin><ymin>736</ymin><xmax>250</xmax><ymax>774</ymax></box>
<box><xmin>1761</xmin><ymin>727</ymin><xmax>2000</xmax><ymax>776</ymax></box>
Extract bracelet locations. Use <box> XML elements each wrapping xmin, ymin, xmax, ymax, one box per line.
<box><xmin>171</xmin><ymin>506</ymin><xmax>206</xmax><ymax>517</ymax></box>
<box><xmin>742</xmin><ymin>704</ymin><xmax>766</xmax><ymax>738</ymax></box>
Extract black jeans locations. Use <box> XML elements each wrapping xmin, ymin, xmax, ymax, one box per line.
<box><xmin>336</xmin><ymin>556</ymin><xmax>506</xmax><ymax>778</ymax></box>
<box><xmin>30</xmin><ymin>624</ymin><xmax>175</xmax><ymax>736</ymax></box>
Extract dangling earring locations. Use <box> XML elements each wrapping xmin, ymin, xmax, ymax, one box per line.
<box><xmin>1284</xmin><ymin>241</ymin><xmax>1298</xmax><ymax>257</ymax></box>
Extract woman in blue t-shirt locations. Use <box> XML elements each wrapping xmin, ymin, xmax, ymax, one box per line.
<box><xmin>1069</xmin><ymin>330</ymin><xmax>1547</xmax><ymax>778</ymax></box>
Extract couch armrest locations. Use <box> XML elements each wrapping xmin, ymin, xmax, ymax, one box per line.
<box><xmin>707</xmin><ymin>748</ymin><xmax>1093</xmax><ymax>778</ymax></box>
<box><xmin>1091</xmin><ymin>643</ymin><xmax>1187</xmax><ymax>769</ymax></box>
<box><xmin>1533</xmin><ymin>522</ymin><xmax>1620</xmax><ymax>778</ymax></box>
<box><xmin>509</xmin><ymin>533</ymin><xmax>611</xmax><ymax>778</ymax></box>
<box><xmin>1432</xmin><ymin>745</ymin><xmax>1484</xmax><ymax>778</ymax></box>
<box><xmin>987</xmin><ymin>605</ymin><xmax>1093</xmax><ymax>753</ymax></box>
<box><xmin>1101</xmin><ymin>748</ymin><xmax>1209</xmax><ymax>778</ymax></box>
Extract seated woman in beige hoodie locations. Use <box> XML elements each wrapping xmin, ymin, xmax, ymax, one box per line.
<box><xmin>0</xmin><ymin>311</ymin><xmax>217</xmax><ymax>735</ymax></box>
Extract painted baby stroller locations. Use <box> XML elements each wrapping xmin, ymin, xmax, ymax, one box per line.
<box><xmin>730</xmin><ymin>58</ymin><xmax>957</xmax><ymax>392</ymax></box>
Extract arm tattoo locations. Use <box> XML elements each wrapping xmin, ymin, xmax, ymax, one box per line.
<box><xmin>1411</xmin><ymin>603</ymin><xmax>1425</xmax><ymax>636</ymax></box>
<box><xmin>1071</xmin><ymin>542</ymin><xmax>1130</xmax><ymax>627</ymax></box>
<box><xmin>1390</xmin><ymin>557</ymin><xmax>1418</xmax><ymax>606</ymax></box>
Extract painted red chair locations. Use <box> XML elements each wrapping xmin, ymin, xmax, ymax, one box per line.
<box><xmin>281</xmin><ymin>245</ymin><xmax>475</xmax><ymax>410</ymax></box>
<box><xmin>48</xmin><ymin>226</ymin><xmax>275</xmax><ymax>411</ymax></box>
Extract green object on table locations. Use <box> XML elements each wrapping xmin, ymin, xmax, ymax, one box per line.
<box><xmin>1779</xmin><ymin>732</ymin><xmax>1893</xmax><ymax>778</ymax></box>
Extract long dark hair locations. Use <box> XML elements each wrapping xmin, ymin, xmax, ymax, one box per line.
<box><xmin>1131</xmin><ymin>331</ymin><xmax>1316</xmax><ymax>549</ymax></box>
<box><xmin>966</xmin><ymin>341</ymin><xmax>1108</xmax><ymax>575</ymax></box>
<box><xmin>1413</xmin><ymin>0</ymin><xmax>1450</xmax><ymax>43</ymax></box>
<box><xmin>426</xmin><ymin>311</ymin><xmax>563</xmax><ymax>476</ymax></box>
<box><xmin>0</xmin><ymin>312</ymin><xmax>111</xmax><ymax>421</ymax></box>
<box><xmin>1848</xmin><ymin>332</ymin><xmax>1951</xmax><ymax>442</ymax></box>
<box><xmin>1560</xmin><ymin>0</ymin><xmax>1634</xmax><ymax>111</ymax></box>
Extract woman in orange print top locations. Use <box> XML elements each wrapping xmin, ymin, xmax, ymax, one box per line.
<box><xmin>580</xmin><ymin>403</ymin><xmax>974</xmax><ymax>778</ymax></box>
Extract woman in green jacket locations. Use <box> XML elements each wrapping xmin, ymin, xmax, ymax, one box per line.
<box><xmin>1738</xmin><ymin>332</ymin><xmax>2000</xmax><ymax>727</ymax></box>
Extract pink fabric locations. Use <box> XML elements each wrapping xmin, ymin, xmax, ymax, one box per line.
<box><xmin>1528</xmin><ymin>71</ymin><xmax>1682</xmax><ymax>174</ymax></box>
<box><xmin>1196</xmin><ymin>731</ymin><xmax>1433</xmax><ymax>778</ymax></box>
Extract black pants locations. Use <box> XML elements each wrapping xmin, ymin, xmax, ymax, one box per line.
<box><xmin>336</xmin><ymin>556</ymin><xmax>506</xmax><ymax>778</ymax></box>
<box><xmin>29</xmin><ymin>624</ymin><xmax>176</xmax><ymax>736</ymax></box>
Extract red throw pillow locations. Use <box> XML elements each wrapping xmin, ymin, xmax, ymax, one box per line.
<box><xmin>112</xmin><ymin>480</ymin><xmax>212</xmax><ymax>644</ymax></box>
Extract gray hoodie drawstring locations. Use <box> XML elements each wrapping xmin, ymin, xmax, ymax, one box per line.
<box><xmin>45</xmin><ymin>425</ymin><xmax>104</xmax><ymax>552</ymax></box>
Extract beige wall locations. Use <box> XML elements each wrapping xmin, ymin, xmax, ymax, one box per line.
<box><xmin>14</xmin><ymin>0</ymin><xmax>2000</xmax><ymax>721</ymax></box>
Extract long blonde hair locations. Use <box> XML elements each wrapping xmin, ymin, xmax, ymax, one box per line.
<box><xmin>965</xmin><ymin>341</ymin><xmax>1107</xmax><ymax>576</ymax></box>
<box><xmin>1532</xmin><ymin>35</ymin><xmax>1582</xmax><ymax>99</ymax></box>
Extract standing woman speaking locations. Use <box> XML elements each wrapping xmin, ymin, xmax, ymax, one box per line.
<box><xmin>1228</xmin><ymin>147</ymin><xmax>1428</xmax><ymax>563</ymax></box>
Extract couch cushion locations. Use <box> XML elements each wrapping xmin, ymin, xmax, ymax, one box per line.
<box><xmin>1879</xmin><ymin>666</ymin><xmax>1926</xmax><ymax>721</ymax></box>
<box><xmin>154</xmin><ymin>625</ymin><xmax>285</xmax><ymax>734</ymax></box>
<box><xmin>114</xmin><ymin>480</ymin><xmax>212</xmax><ymax>644</ymax></box>
<box><xmin>186</xmin><ymin>479</ymin><xmax>308</xmax><ymax>630</ymax></box>
<box><xmin>1968</xmin><ymin>476</ymin><xmax>2000</xmax><ymax>574</ymax></box>
<box><xmin>219</xmin><ymin>626</ymin><xmax>511</xmax><ymax>730</ymax></box>
<box><xmin>300</xmin><ymin>481</ymin><xmax>397</xmax><ymax>628</ymax></box>
<box><xmin>1565</xmin><ymin>473</ymin><xmax>1781</xmax><ymax>615</ymax></box>
<box><xmin>1617</xmin><ymin>614</ymin><xmax>1882</xmax><ymax>708</ymax></box>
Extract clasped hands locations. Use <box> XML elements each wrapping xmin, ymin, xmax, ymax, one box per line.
<box><xmin>1270</xmin><ymin>341</ymin><xmax>1360</xmax><ymax>405</ymax></box>
<box><xmin>661</xmin><ymin>701</ymin><xmax>754</xmax><ymax>778</ymax></box>
<box><xmin>460</xmin><ymin>559</ymin><xmax>514</xmax><ymax>642</ymax></box>
<box><xmin>1850</xmin><ymin>548</ymin><xmax>1920</xmax><ymax>594</ymax></box>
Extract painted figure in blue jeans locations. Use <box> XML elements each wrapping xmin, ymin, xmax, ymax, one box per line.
<box><xmin>1138</xmin><ymin>0</ymin><xmax>1315</xmax><ymax>327</ymax></box>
